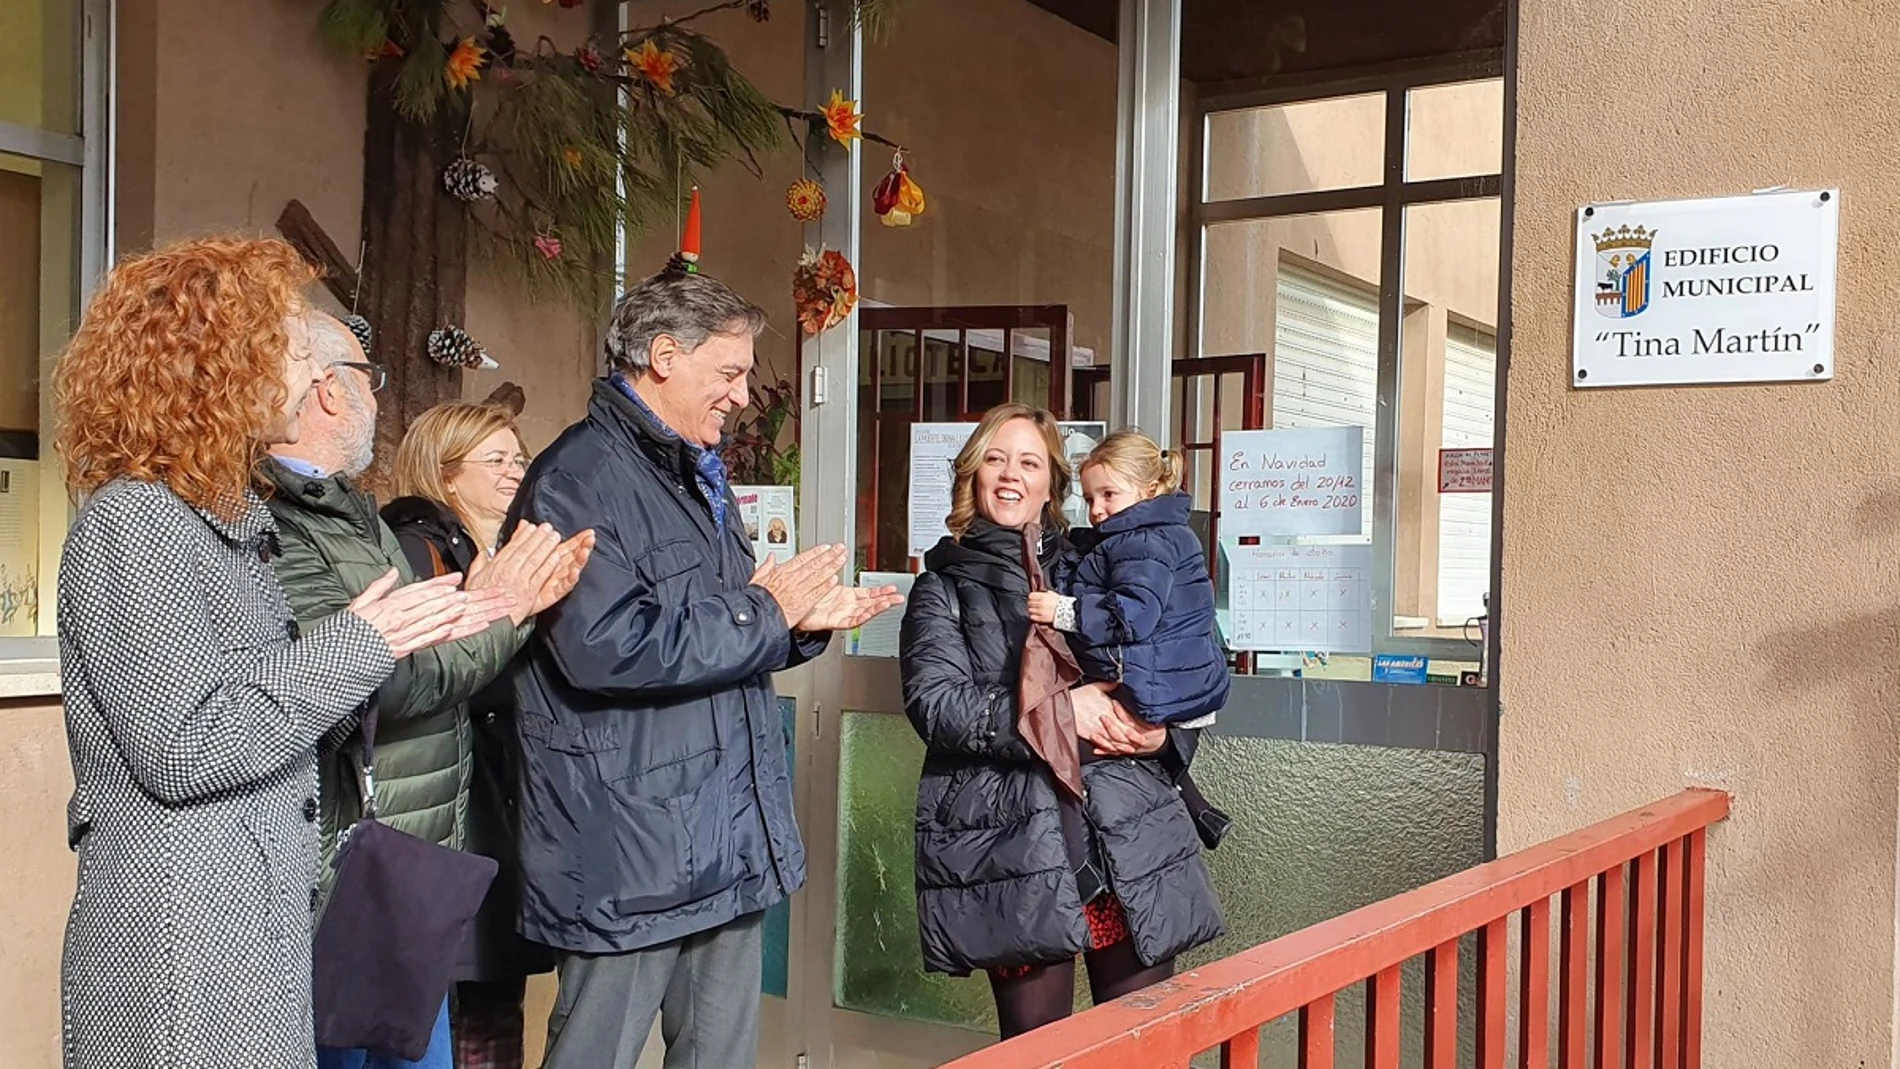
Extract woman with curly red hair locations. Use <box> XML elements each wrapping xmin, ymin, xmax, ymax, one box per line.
<box><xmin>53</xmin><ymin>237</ymin><xmax>514</xmax><ymax>1069</ymax></box>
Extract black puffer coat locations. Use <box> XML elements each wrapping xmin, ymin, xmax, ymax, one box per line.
<box><xmin>899</xmin><ymin>520</ymin><xmax>1225</xmax><ymax>975</ymax></box>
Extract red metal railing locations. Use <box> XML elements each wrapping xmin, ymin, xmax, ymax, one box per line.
<box><xmin>944</xmin><ymin>788</ymin><xmax>1730</xmax><ymax>1069</ymax></box>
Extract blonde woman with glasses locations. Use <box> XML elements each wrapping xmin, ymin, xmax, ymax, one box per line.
<box><xmin>383</xmin><ymin>402</ymin><xmax>550</xmax><ymax>1069</ymax></box>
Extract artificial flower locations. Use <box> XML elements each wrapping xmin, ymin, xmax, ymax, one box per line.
<box><xmin>444</xmin><ymin>36</ymin><xmax>488</xmax><ymax>89</ymax></box>
<box><xmin>822</xmin><ymin>89</ymin><xmax>861</xmax><ymax>146</ymax></box>
<box><xmin>627</xmin><ymin>39</ymin><xmax>682</xmax><ymax>94</ymax></box>
<box><xmin>562</xmin><ymin>145</ymin><xmax>584</xmax><ymax>169</ymax></box>
<box><xmin>535</xmin><ymin>234</ymin><xmax>563</xmax><ymax>260</ymax></box>
<box><xmin>575</xmin><ymin>44</ymin><xmax>604</xmax><ymax>73</ymax></box>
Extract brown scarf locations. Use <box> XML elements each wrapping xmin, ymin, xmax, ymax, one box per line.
<box><xmin>1016</xmin><ymin>522</ymin><xmax>1085</xmax><ymax>800</ymax></box>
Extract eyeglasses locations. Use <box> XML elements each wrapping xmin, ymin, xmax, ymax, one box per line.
<box><xmin>466</xmin><ymin>454</ymin><xmax>530</xmax><ymax>473</ymax></box>
<box><xmin>334</xmin><ymin>361</ymin><xmax>387</xmax><ymax>393</ymax></box>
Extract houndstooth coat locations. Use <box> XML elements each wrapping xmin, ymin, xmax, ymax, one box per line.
<box><xmin>57</xmin><ymin>479</ymin><xmax>396</xmax><ymax>1069</ymax></box>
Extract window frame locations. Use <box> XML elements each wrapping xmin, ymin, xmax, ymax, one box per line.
<box><xmin>0</xmin><ymin>0</ymin><xmax>113</xmax><ymax>665</ymax></box>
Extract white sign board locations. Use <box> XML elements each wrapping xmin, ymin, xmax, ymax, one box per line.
<box><xmin>908</xmin><ymin>422</ymin><xmax>977</xmax><ymax>558</ymax></box>
<box><xmin>1222</xmin><ymin>541</ymin><xmax>1373</xmax><ymax>654</ymax></box>
<box><xmin>848</xmin><ymin>571</ymin><xmax>917</xmax><ymax>658</ymax></box>
<box><xmin>1218</xmin><ymin>426</ymin><xmax>1364</xmax><ymax>537</ymax></box>
<box><xmin>1057</xmin><ymin>421</ymin><xmax>1107</xmax><ymax>527</ymax></box>
<box><xmin>733</xmin><ymin>485</ymin><xmax>796</xmax><ymax>565</ymax></box>
<box><xmin>1571</xmin><ymin>188</ymin><xmax>1839</xmax><ymax>388</ymax></box>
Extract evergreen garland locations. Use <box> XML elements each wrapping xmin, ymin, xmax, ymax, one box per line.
<box><xmin>316</xmin><ymin>0</ymin><xmax>901</xmax><ymax>308</ymax></box>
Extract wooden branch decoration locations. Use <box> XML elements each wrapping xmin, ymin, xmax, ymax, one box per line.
<box><xmin>275</xmin><ymin>199</ymin><xmax>361</xmax><ymax>309</ymax></box>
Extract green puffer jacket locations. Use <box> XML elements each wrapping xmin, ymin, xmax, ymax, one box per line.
<box><xmin>262</xmin><ymin>461</ymin><xmax>529</xmax><ymax>884</ymax></box>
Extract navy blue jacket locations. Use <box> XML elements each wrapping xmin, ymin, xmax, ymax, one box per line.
<box><xmin>505</xmin><ymin>379</ymin><xmax>825</xmax><ymax>954</ymax></box>
<box><xmin>1055</xmin><ymin>492</ymin><xmax>1229</xmax><ymax>725</ymax></box>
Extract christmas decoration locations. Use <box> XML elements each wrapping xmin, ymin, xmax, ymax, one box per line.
<box><xmin>872</xmin><ymin>150</ymin><xmax>925</xmax><ymax>227</ymax></box>
<box><xmin>341</xmin><ymin>314</ymin><xmax>374</xmax><ymax>356</ymax></box>
<box><xmin>313</xmin><ymin>0</ymin><xmax>904</xmax><ymax>315</ymax></box>
<box><xmin>534</xmin><ymin>234</ymin><xmax>563</xmax><ymax>260</ymax></box>
<box><xmin>746</xmin><ymin>1</ymin><xmax>771</xmax><ymax>21</ymax></box>
<box><xmin>821</xmin><ymin>89</ymin><xmax>861</xmax><ymax>146</ymax></box>
<box><xmin>444</xmin><ymin>36</ymin><xmax>488</xmax><ymax>89</ymax></box>
<box><xmin>428</xmin><ymin>325</ymin><xmax>500</xmax><ymax>370</ymax></box>
<box><xmin>660</xmin><ymin>186</ymin><xmax>704</xmax><ymax>276</ymax></box>
<box><xmin>786</xmin><ymin>178</ymin><xmax>826</xmax><ymax>222</ymax></box>
<box><xmin>442</xmin><ymin>156</ymin><xmax>498</xmax><ymax>202</ymax></box>
<box><xmin>627</xmin><ymin>39</ymin><xmax>683</xmax><ymax>94</ymax></box>
<box><xmin>792</xmin><ymin>247</ymin><xmax>858</xmax><ymax>336</ymax></box>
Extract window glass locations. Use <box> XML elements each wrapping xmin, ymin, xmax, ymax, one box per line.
<box><xmin>1204</xmin><ymin>94</ymin><xmax>1385</xmax><ymax>201</ymax></box>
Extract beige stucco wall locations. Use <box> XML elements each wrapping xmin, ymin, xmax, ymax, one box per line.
<box><xmin>1500</xmin><ymin>0</ymin><xmax>1900</xmax><ymax>1064</ymax></box>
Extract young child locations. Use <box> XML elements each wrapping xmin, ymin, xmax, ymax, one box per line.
<box><xmin>1029</xmin><ymin>429</ymin><xmax>1232</xmax><ymax>847</ymax></box>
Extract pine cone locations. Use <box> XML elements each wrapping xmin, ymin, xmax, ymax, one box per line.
<box><xmin>340</xmin><ymin>314</ymin><xmax>373</xmax><ymax>357</ymax></box>
<box><xmin>442</xmin><ymin>157</ymin><xmax>498</xmax><ymax>203</ymax></box>
<box><xmin>427</xmin><ymin>325</ymin><xmax>490</xmax><ymax>369</ymax></box>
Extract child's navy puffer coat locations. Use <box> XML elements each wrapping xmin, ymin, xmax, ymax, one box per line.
<box><xmin>1056</xmin><ymin>491</ymin><xmax>1230</xmax><ymax>725</ymax></box>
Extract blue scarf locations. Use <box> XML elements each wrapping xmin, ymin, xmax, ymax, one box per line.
<box><xmin>611</xmin><ymin>374</ymin><xmax>730</xmax><ymax>531</ymax></box>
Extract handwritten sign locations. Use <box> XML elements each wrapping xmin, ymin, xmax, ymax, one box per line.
<box><xmin>1218</xmin><ymin>426</ymin><xmax>1365</xmax><ymax>537</ymax></box>
<box><xmin>1571</xmin><ymin>188</ymin><xmax>1839</xmax><ymax>387</ymax></box>
<box><xmin>1437</xmin><ymin>448</ymin><xmax>1493</xmax><ymax>494</ymax></box>
<box><xmin>1220</xmin><ymin>541</ymin><xmax>1372</xmax><ymax>654</ymax></box>
<box><xmin>908</xmin><ymin>422</ymin><xmax>978</xmax><ymax>558</ymax></box>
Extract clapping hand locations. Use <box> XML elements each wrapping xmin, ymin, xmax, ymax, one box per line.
<box><xmin>347</xmin><ymin>570</ymin><xmax>516</xmax><ymax>658</ymax></box>
<box><xmin>796</xmin><ymin>582</ymin><xmax>904</xmax><ymax>633</ymax></box>
<box><xmin>749</xmin><ymin>545</ymin><xmax>849</xmax><ymax>629</ymax></box>
<box><xmin>528</xmin><ymin>529</ymin><xmax>596</xmax><ymax>616</ymax></box>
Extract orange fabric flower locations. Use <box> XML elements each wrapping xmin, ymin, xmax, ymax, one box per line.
<box><xmin>445</xmin><ymin>37</ymin><xmax>488</xmax><ymax>89</ymax></box>
<box><xmin>822</xmin><ymin>89</ymin><xmax>861</xmax><ymax>146</ymax></box>
<box><xmin>562</xmin><ymin>145</ymin><xmax>584</xmax><ymax>170</ymax></box>
<box><xmin>627</xmin><ymin>39</ymin><xmax>683</xmax><ymax>94</ymax></box>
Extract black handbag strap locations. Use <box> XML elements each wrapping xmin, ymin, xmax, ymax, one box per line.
<box><xmin>355</xmin><ymin>694</ymin><xmax>382</xmax><ymax>820</ymax></box>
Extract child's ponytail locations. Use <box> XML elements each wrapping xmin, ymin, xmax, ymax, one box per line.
<box><xmin>1157</xmin><ymin>447</ymin><xmax>1184</xmax><ymax>495</ymax></box>
<box><xmin>1083</xmin><ymin>429</ymin><xmax>1184</xmax><ymax>499</ymax></box>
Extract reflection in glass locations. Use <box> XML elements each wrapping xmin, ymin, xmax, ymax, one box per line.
<box><xmin>0</xmin><ymin>0</ymin><xmax>81</xmax><ymax>134</ymax></box>
<box><xmin>1395</xmin><ymin>198</ymin><xmax>1500</xmax><ymax>640</ymax></box>
<box><xmin>1405</xmin><ymin>79</ymin><xmax>1506</xmax><ymax>182</ymax></box>
<box><xmin>1204</xmin><ymin>95</ymin><xmax>1386</xmax><ymax>202</ymax></box>
<box><xmin>835</xmin><ymin>712</ymin><xmax>995</xmax><ymax>1031</ymax></box>
<box><xmin>0</xmin><ymin>151</ymin><xmax>81</xmax><ymax>637</ymax></box>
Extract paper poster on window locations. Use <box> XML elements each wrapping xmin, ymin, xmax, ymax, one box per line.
<box><xmin>908</xmin><ymin>422</ymin><xmax>978</xmax><ymax>558</ymax></box>
<box><xmin>1057</xmin><ymin>421</ymin><xmax>1107</xmax><ymax>527</ymax></box>
<box><xmin>734</xmin><ymin>485</ymin><xmax>796</xmax><ymax>564</ymax></box>
<box><xmin>0</xmin><ymin>460</ymin><xmax>40</xmax><ymax>637</ymax></box>
<box><xmin>847</xmin><ymin>571</ymin><xmax>917</xmax><ymax>658</ymax></box>
<box><xmin>1218</xmin><ymin>426</ymin><xmax>1364</xmax><ymax>537</ymax></box>
<box><xmin>1220</xmin><ymin>541</ymin><xmax>1372</xmax><ymax>654</ymax></box>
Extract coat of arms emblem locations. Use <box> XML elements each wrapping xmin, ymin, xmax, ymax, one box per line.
<box><xmin>1593</xmin><ymin>224</ymin><xmax>1657</xmax><ymax>319</ymax></box>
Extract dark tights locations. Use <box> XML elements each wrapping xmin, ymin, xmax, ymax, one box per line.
<box><xmin>988</xmin><ymin>941</ymin><xmax>1177</xmax><ymax>1040</ymax></box>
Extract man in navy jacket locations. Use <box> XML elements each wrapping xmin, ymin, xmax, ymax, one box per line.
<box><xmin>508</xmin><ymin>267</ymin><xmax>899</xmax><ymax>1068</ymax></box>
